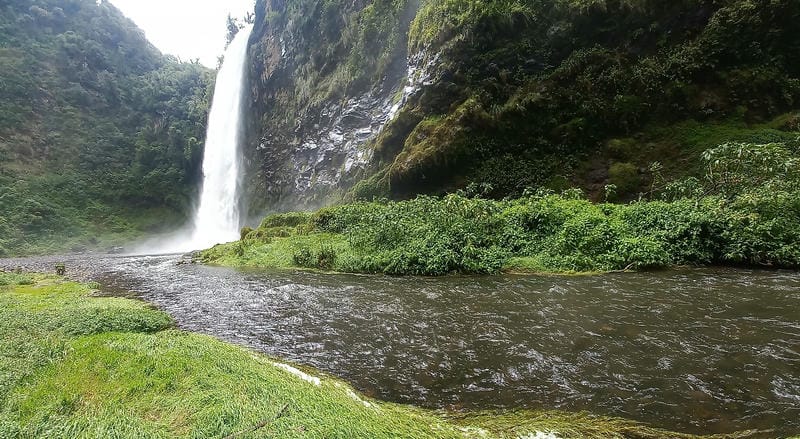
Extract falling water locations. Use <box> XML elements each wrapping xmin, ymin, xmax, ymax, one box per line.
<box><xmin>185</xmin><ymin>25</ymin><xmax>253</xmax><ymax>251</ymax></box>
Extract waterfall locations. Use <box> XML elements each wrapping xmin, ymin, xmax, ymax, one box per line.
<box><xmin>141</xmin><ymin>25</ymin><xmax>253</xmax><ymax>256</ymax></box>
<box><xmin>186</xmin><ymin>25</ymin><xmax>253</xmax><ymax>251</ymax></box>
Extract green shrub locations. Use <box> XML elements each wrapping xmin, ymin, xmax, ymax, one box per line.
<box><xmin>0</xmin><ymin>273</ymin><xmax>34</xmax><ymax>286</ymax></box>
<box><xmin>702</xmin><ymin>142</ymin><xmax>800</xmax><ymax>197</ymax></box>
<box><xmin>206</xmin><ymin>141</ymin><xmax>800</xmax><ymax>275</ymax></box>
<box><xmin>717</xmin><ymin>191</ymin><xmax>800</xmax><ymax>267</ymax></box>
<box><xmin>292</xmin><ymin>247</ymin><xmax>315</xmax><ymax>268</ymax></box>
<box><xmin>617</xmin><ymin>236</ymin><xmax>670</xmax><ymax>270</ymax></box>
<box><xmin>210</xmin><ymin>187</ymin><xmax>800</xmax><ymax>274</ymax></box>
<box><xmin>259</xmin><ymin>212</ymin><xmax>312</xmax><ymax>228</ymax></box>
<box><xmin>316</xmin><ymin>246</ymin><xmax>337</xmax><ymax>270</ymax></box>
<box><xmin>608</xmin><ymin>162</ymin><xmax>641</xmax><ymax>197</ymax></box>
<box><xmin>620</xmin><ymin>199</ymin><xmax>721</xmax><ymax>264</ymax></box>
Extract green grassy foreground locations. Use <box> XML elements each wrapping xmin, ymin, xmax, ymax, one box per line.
<box><xmin>0</xmin><ymin>273</ymin><xmax>732</xmax><ymax>438</ymax></box>
<box><xmin>0</xmin><ymin>271</ymin><xmax>731</xmax><ymax>439</ymax></box>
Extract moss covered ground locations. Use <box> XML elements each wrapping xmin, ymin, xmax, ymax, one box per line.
<box><xmin>0</xmin><ymin>272</ymin><xmax>755</xmax><ymax>438</ymax></box>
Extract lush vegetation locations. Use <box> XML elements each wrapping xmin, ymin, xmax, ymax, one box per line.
<box><xmin>0</xmin><ymin>272</ymin><xmax>709</xmax><ymax>438</ymax></box>
<box><xmin>243</xmin><ymin>0</ymin><xmax>799</xmax><ymax>207</ymax></box>
<box><xmin>204</xmin><ymin>142</ymin><xmax>800</xmax><ymax>275</ymax></box>
<box><xmin>362</xmin><ymin>0</ymin><xmax>800</xmax><ymax>199</ymax></box>
<box><xmin>0</xmin><ymin>0</ymin><xmax>214</xmax><ymax>255</ymax></box>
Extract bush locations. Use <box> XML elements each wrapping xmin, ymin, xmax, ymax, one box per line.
<box><xmin>0</xmin><ymin>273</ymin><xmax>34</xmax><ymax>286</ymax></box>
<box><xmin>620</xmin><ymin>199</ymin><xmax>721</xmax><ymax>264</ymax></box>
<box><xmin>317</xmin><ymin>246</ymin><xmax>337</xmax><ymax>270</ymax></box>
<box><xmin>233</xmin><ymin>186</ymin><xmax>799</xmax><ymax>274</ymax></box>
<box><xmin>608</xmin><ymin>162</ymin><xmax>641</xmax><ymax>197</ymax></box>
<box><xmin>259</xmin><ymin>212</ymin><xmax>312</xmax><ymax>228</ymax></box>
<box><xmin>717</xmin><ymin>191</ymin><xmax>800</xmax><ymax>267</ymax></box>
<box><xmin>702</xmin><ymin>142</ymin><xmax>800</xmax><ymax>197</ymax></box>
<box><xmin>292</xmin><ymin>247</ymin><xmax>315</xmax><ymax>268</ymax></box>
<box><xmin>206</xmin><ymin>142</ymin><xmax>800</xmax><ymax>275</ymax></box>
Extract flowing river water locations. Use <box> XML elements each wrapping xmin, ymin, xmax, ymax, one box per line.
<box><xmin>2</xmin><ymin>254</ymin><xmax>798</xmax><ymax>437</ymax></box>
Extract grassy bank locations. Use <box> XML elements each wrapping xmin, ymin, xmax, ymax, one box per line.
<box><xmin>0</xmin><ymin>271</ymin><xmax>725</xmax><ymax>438</ymax></box>
<box><xmin>202</xmin><ymin>190</ymin><xmax>800</xmax><ymax>276</ymax></box>
<box><xmin>202</xmin><ymin>142</ymin><xmax>800</xmax><ymax>276</ymax></box>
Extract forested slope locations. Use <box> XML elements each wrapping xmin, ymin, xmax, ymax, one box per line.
<box><xmin>3</xmin><ymin>0</ymin><xmax>798</xmax><ymax>254</ymax></box>
<box><xmin>0</xmin><ymin>0</ymin><xmax>214</xmax><ymax>255</ymax></box>
<box><xmin>363</xmin><ymin>0</ymin><xmax>800</xmax><ymax>199</ymax></box>
<box><xmin>244</xmin><ymin>0</ymin><xmax>800</xmax><ymax>208</ymax></box>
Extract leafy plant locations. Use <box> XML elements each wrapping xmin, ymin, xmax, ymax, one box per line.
<box><xmin>207</xmin><ymin>141</ymin><xmax>800</xmax><ymax>274</ymax></box>
<box><xmin>0</xmin><ymin>0</ymin><xmax>214</xmax><ymax>256</ymax></box>
<box><xmin>292</xmin><ymin>247</ymin><xmax>315</xmax><ymax>268</ymax></box>
<box><xmin>702</xmin><ymin>142</ymin><xmax>800</xmax><ymax>197</ymax></box>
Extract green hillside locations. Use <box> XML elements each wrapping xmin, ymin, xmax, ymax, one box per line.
<box><xmin>366</xmin><ymin>0</ymin><xmax>800</xmax><ymax>199</ymax></box>
<box><xmin>243</xmin><ymin>0</ymin><xmax>799</xmax><ymax>204</ymax></box>
<box><xmin>0</xmin><ymin>0</ymin><xmax>213</xmax><ymax>255</ymax></box>
<box><xmin>2</xmin><ymin>0</ymin><xmax>799</xmax><ymax>255</ymax></box>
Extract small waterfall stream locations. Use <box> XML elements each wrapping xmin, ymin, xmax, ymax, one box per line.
<box><xmin>188</xmin><ymin>25</ymin><xmax>253</xmax><ymax>250</ymax></box>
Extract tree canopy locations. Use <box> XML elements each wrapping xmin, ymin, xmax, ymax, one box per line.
<box><xmin>0</xmin><ymin>0</ymin><xmax>215</xmax><ymax>255</ymax></box>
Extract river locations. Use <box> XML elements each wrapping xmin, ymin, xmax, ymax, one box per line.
<box><xmin>2</xmin><ymin>254</ymin><xmax>798</xmax><ymax>437</ymax></box>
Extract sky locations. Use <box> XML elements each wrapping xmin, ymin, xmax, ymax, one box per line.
<box><xmin>108</xmin><ymin>0</ymin><xmax>254</xmax><ymax>68</ymax></box>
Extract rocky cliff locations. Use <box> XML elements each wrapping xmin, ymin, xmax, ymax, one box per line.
<box><xmin>243</xmin><ymin>0</ymin><xmax>800</xmax><ymax>213</ymax></box>
<box><xmin>243</xmin><ymin>0</ymin><xmax>419</xmax><ymax>213</ymax></box>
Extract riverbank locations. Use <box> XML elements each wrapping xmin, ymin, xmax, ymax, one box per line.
<box><xmin>2</xmin><ymin>270</ymin><xmax>734</xmax><ymax>439</ymax></box>
<box><xmin>200</xmin><ymin>189</ymin><xmax>800</xmax><ymax>276</ymax></box>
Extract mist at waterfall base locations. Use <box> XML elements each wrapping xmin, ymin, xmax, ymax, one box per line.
<box><xmin>134</xmin><ymin>26</ymin><xmax>253</xmax><ymax>255</ymax></box>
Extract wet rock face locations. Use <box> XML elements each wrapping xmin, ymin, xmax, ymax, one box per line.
<box><xmin>248</xmin><ymin>83</ymin><xmax>403</xmax><ymax>212</ymax></box>
<box><xmin>285</xmin><ymin>90</ymin><xmax>397</xmax><ymax>199</ymax></box>
<box><xmin>243</xmin><ymin>0</ymin><xmax>422</xmax><ymax>213</ymax></box>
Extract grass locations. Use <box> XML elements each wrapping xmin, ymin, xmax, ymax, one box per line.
<box><xmin>203</xmin><ymin>233</ymin><xmax>352</xmax><ymax>271</ymax></box>
<box><xmin>0</xmin><ymin>272</ymin><xmax>745</xmax><ymax>438</ymax></box>
<box><xmin>201</xmin><ymin>190</ymin><xmax>800</xmax><ymax>276</ymax></box>
<box><xmin>610</xmin><ymin>116</ymin><xmax>800</xmax><ymax>180</ymax></box>
<box><xmin>205</xmin><ymin>141</ymin><xmax>800</xmax><ymax>276</ymax></box>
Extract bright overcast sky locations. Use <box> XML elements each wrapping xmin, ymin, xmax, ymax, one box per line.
<box><xmin>108</xmin><ymin>0</ymin><xmax>255</xmax><ymax>68</ymax></box>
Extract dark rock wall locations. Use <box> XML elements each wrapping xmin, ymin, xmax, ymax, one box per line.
<box><xmin>241</xmin><ymin>0</ymin><xmax>800</xmax><ymax>212</ymax></box>
<box><xmin>242</xmin><ymin>0</ymin><xmax>421</xmax><ymax>215</ymax></box>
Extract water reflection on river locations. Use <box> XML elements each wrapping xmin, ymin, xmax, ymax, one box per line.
<box><xmin>3</xmin><ymin>254</ymin><xmax>799</xmax><ymax>436</ymax></box>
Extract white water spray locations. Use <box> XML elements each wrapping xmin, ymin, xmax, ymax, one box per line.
<box><xmin>148</xmin><ymin>25</ymin><xmax>253</xmax><ymax>254</ymax></box>
<box><xmin>188</xmin><ymin>25</ymin><xmax>253</xmax><ymax>250</ymax></box>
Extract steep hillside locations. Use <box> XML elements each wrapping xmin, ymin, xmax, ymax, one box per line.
<box><xmin>0</xmin><ymin>0</ymin><xmax>214</xmax><ymax>255</ymax></box>
<box><xmin>244</xmin><ymin>0</ymin><xmax>800</xmax><ymax>210</ymax></box>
